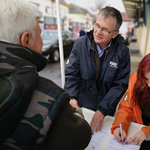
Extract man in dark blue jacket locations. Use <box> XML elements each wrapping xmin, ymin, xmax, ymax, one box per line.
<box><xmin>64</xmin><ymin>6</ymin><xmax>130</xmax><ymax>133</ymax></box>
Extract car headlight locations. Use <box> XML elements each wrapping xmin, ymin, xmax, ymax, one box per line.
<box><xmin>42</xmin><ymin>46</ymin><xmax>49</xmax><ymax>52</ymax></box>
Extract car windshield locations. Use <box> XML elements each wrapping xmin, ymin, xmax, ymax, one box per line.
<box><xmin>41</xmin><ymin>31</ymin><xmax>58</xmax><ymax>41</ymax></box>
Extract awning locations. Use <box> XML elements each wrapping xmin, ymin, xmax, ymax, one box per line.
<box><xmin>122</xmin><ymin>0</ymin><xmax>150</xmax><ymax>25</ymax></box>
<box><xmin>123</xmin><ymin>0</ymin><xmax>149</xmax><ymax>18</ymax></box>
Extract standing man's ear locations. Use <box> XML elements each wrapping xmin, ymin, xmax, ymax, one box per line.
<box><xmin>112</xmin><ymin>31</ymin><xmax>119</xmax><ymax>39</ymax></box>
<box><xmin>19</xmin><ymin>32</ymin><xmax>32</xmax><ymax>48</ymax></box>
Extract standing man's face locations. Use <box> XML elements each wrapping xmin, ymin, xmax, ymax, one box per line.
<box><xmin>93</xmin><ymin>14</ymin><xmax>119</xmax><ymax>50</ymax></box>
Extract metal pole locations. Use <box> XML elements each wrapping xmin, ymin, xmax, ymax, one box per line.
<box><xmin>56</xmin><ymin>0</ymin><xmax>65</xmax><ymax>88</ymax></box>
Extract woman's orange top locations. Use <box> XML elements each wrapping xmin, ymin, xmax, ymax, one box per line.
<box><xmin>111</xmin><ymin>73</ymin><xmax>150</xmax><ymax>137</ymax></box>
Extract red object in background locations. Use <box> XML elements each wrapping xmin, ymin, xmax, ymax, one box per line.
<box><xmin>126</xmin><ymin>32</ymin><xmax>129</xmax><ymax>39</ymax></box>
<box><xmin>73</xmin><ymin>32</ymin><xmax>78</xmax><ymax>37</ymax></box>
<box><xmin>45</xmin><ymin>24</ymin><xmax>64</xmax><ymax>30</ymax></box>
<box><xmin>72</xmin><ymin>26</ymin><xmax>81</xmax><ymax>37</ymax></box>
<box><xmin>68</xmin><ymin>18</ymin><xmax>72</xmax><ymax>23</ymax></box>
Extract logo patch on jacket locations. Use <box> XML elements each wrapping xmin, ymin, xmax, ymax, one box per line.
<box><xmin>66</xmin><ymin>59</ymin><xmax>69</xmax><ymax>64</ymax></box>
<box><xmin>109</xmin><ymin>61</ymin><xmax>118</xmax><ymax>68</ymax></box>
<box><xmin>124</xmin><ymin>95</ymin><xmax>127</xmax><ymax>101</ymax></box>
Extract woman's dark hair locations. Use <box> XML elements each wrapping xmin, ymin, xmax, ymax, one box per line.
<box><xmin>131</xmin><ymin>53</ymin><xmax>150</xmax><ymax>108</ymax></box>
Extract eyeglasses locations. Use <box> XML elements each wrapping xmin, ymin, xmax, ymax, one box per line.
<box><xmin>94</xmin><ymin>23</ymin><xmax>118</xmax><ymax>34</ymax></box>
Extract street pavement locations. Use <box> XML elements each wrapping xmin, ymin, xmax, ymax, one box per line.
<box><xmin>39</xmin><ymin>58</ymin><xmax>68</xmax><ymax>88</ymax></box>
<box><xmin>129</xmin><ymin>41</ymin><xmax>143</xmax><ymax>75</ymax></box>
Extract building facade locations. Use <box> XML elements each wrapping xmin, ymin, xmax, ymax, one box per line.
<box><xmin>29</xmin><ymin>0</ymin><xmax>69</xmax><ymax>30</ymax></box>
<box><xmin>29</xmin><ymin>0</ymin><xmax>94</xmax><ymax>37</ymax></box>
<box><xmin>123</xmin><ymin>0</ymin><xmax>150</xmax><ymax>56</ymax></box>
<box><xmin>68</xmin><ymin>4</ymin><xmax>94</xmax><ymax>37</ymax></box>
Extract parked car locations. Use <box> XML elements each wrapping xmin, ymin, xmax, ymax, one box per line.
<box><xmin>41</xmin><ymin>30</ymin><xmax>76</xmax><ymax>62</ymax></box>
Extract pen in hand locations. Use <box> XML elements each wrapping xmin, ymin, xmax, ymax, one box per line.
<box><xmin>120</xmin><ymin>122</ymin><xmax>124</xmax><ymax>145</ymax></box>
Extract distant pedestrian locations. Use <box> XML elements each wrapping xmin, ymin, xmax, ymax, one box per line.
<box><xmin>79</xmin><ymin>27</ymin><xmax>86</xmax><ymax>36</ymax></box>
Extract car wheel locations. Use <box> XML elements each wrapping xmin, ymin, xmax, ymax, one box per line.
<box><xmin>50</xmin><ymin>49</ymin><xmax>60</xmax><ymax>62</ymax></box>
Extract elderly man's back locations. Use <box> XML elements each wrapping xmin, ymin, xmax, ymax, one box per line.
<box><xmin>0</xmin><ymin>0</ymin><xmax>91</xmax><ymax>149</ymax></box>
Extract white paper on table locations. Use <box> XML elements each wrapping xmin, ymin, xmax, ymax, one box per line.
<box><xmin>86</xmin><ymin>128</ymin><xmax>109</xmax><ymax>150</ymax></box>
<box><xmin>105</xmin><ymin>136</ymin><xmax>140</xmax><ymax>150</ymax></box>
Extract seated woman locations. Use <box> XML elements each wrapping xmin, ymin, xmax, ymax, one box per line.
<box><xmin>111</xmin><ymin>53</ymin><xmax>150</xmax><ymax>150</ymax></box>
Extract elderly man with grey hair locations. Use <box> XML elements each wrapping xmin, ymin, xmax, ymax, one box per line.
<box><xmin>0</xmin><ymin>0</ymin><xmax>91</xmax><ymax>150</ymax></box>
<box><xmin>65</xmin><ymin>6</ymin><xmax>130</xmax><ymax>133</ymax></box>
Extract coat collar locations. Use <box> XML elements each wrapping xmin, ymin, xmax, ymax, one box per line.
<box><xmin>0</xmin><ymin>40</ymin><xmax>48</xmax><ymax>73</ymax></box>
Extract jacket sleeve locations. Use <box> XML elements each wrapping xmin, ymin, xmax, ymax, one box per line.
<box><xmin>97</xmin><ymin>44</ymin><xmax>130</xmax><ymax>116</ymax></box>
<box><xmin>111</xmin><ymin>74</ymin><xmax>136</xmax><ymax>135</ymax></box>
<box><xmin>142</xmin><ymin>126</ymin><xmax>150</xmax><ymax>137</ymax></box>
<box><xmin>111</xmin><ymin>73</ymin><xmax>150</xmax><ymax>138</ymax></box>
<box><xmin>64</xmin><ymin>39</ymin><xmax>82</xmax><ymax>100</ymax></box>
<box><xmin>111</xmin><ymin>90</ymin><xmax>134</xmax><ymax>135</ymax></box>
<box><xmin>112</xmin><ymin>99</ymin><xmax>150</xmax><ymax>137</ymax></box>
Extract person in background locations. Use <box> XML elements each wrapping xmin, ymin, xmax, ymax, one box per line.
<box><xmin>64</xmin><ymin>6</ymin><xmax>130</xmax><ymax>133</ymax></box>
<box><xmin>111</xmin><ymin>53</ymin><xmax>150</xmax><ymax>150</ymax></box>
<box><xmin>79</xmin><ymin>27</ymin><xmax>86</xmax><ymax>37</ymax></box>
<box><xmin>0</xmin><ymin>0</ymin><xmax>91</xmax><ymax>150</ymax></box>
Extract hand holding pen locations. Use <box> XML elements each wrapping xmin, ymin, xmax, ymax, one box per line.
<box><xmin>120</xmin><ymin>122</ymin><xmax>124</xmax><ymax>144</ymax></box>
<box><xmin>113</xmin><ymin>123</ymin><xmax>126</xmax><ymax>144</ymax></box>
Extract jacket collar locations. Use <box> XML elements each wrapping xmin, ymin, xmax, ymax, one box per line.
<box><xmin>0</xmin><ymin>40</ymin><xmax>48</xmax><ymax>73</ymax></box>
<box><xmin>0</xmin><ymin>41</ymin><xmax>48</xmax><ymax>141</ymax></box>
<box><xmin>87</xmin><ymin>30</ymin><xmax>124</xmax><ymax>83</ymax></box>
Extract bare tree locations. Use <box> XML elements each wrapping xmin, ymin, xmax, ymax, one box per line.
<box><xmin>88</xmin><ymin>0</ymin><xmax>106</xmax><ymax>15</ymax></box>
<box><xmin>87</xmin><ymin>0</ymin><xmax>106</xmax><ymax>24</ymax></box>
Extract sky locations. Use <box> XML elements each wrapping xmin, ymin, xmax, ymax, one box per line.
<box><xmin>65</xmin><ymin>0</ymin><xmax>126</xmax><ymax>15</ymax></box>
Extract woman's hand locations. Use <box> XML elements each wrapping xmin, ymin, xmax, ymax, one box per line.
<box><xmin>126</xmin><ymin>130</ymin><xmax>146</xmax><ymax>145</ymax></box>
<box><xmin>113</xmin><ymin>127</ymin><xmax>126</xmax><ymax>143</ymax></box>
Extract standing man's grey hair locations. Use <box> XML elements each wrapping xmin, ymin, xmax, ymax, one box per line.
<box><xmin>0</xmin><ymin>0</ymin><xmax>38</xmax><ymax>44</ymax></box>
<box><xmin>99</xmin><ymin>6</ymin><xmax>122</xmax><ymax>30</ymax></box>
